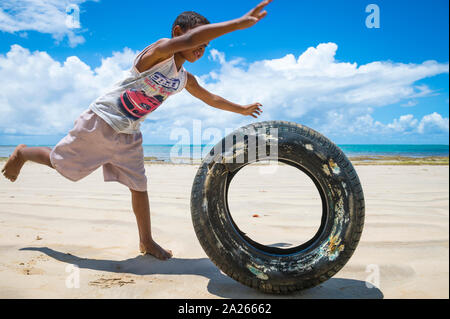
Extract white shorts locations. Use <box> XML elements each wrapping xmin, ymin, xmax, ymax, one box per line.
<box><xmin>50</xmin><ymin>109</ymin><xmax>147</xmax><ymax>192</ymax></box>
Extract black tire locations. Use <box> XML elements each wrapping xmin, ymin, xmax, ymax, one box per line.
<box><xmin>190</xmin><ymin>121</ymin><xmax>365</xmax><ymax>294</ymax></box>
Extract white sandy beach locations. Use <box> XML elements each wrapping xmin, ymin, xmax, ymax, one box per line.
<box><xmin>0</xmin><ymin>162</ymin><xmax>448</xmax><ymax>299</ymax></box>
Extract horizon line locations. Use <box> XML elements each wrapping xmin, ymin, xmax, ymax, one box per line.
<box><xmin>0</xmin><ymin>144</ymin><xmax>448</xmax><ymax>147</ymax></box>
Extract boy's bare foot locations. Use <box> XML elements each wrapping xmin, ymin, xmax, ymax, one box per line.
<box><xmin>140</xmin><ymin>240</ymin><xmax>173</xmax><ymax>260</ymax></box>
<box><xmin>2</xmin><ymin>144</ymin><xmax>27</xmax><ymax>182</ymax></box>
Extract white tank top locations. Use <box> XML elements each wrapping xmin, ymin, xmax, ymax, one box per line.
<box><xmin>90</xmin><ymin>42</ymin><xmax>187</xmax><ymax>134</ymax></box>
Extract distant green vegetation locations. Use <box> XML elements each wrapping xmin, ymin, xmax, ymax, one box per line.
<box><xmin>349</xmin><ymin>155</ymin><xmax>449</xmax><ymax>166</ymax></box>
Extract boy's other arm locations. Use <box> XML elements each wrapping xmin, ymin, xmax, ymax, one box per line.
<box><xmin>185</xmin><ymin>72</ymin><xmax>262</xmax><ymax>119</ymax></box>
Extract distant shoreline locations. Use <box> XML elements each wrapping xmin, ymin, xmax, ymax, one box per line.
<box><xmin>1</xmin><ymin>155</ymin><xmax>448</xmax><ymax>165</ymax></box>
<box><xmin>347</xmin><ymin>155</ymin><xmax>449</xmax><ymax>166</ymax></box>
<box><xmin>1</xmin><ymin>144</ymin><xmax>448</xmax><ymax>163</ymax></box>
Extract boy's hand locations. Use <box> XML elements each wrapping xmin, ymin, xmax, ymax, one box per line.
<box><xmin>240</xmin><ymin>103</ymin><xmax>263</xmax><ymax>118</ymax></box>
<box><xmin>239</xmin><ymin>0</ymin><xmax>273</xmax><ymax>29</ymax></box>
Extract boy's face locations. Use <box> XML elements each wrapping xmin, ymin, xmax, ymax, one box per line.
<box><xmin>173</xmin><ymin>25</ymin><xmax>209</xmax><ymax>63</ymax></box>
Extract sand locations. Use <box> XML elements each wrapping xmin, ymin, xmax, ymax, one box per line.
<box><xmin>0</xmin><ymin>161</ymin><xmax>448</xmax><ymax>299</ymax></box>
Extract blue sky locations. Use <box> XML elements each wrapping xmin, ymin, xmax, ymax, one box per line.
<box><xmin>0</xmin><ymin>0</ymin><xmax>448</xmax><ymax>145</ymax></box>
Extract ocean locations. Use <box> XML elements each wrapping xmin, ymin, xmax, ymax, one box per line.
<box><xmin>0</xmin><ymin>144</ymin><xmax>448</xmax><ymax>162</ymax></box>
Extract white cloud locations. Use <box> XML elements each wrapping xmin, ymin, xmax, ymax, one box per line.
<box><xmin>387</xmin><ymin>114</ymin><xmax>419</xmax><ymax>133</ymax></box>
<box><xmin>418</xmin><ymin>112</ymin><xmax>450</xmax><ymax>134</ymax></box>
<box><xmin>163</xmin><ymin>43</ymin><xmax>448</xmax><ymax>142</ymax></box>
<box><xmin>0</xmin><ymin>0</ymin><xmax>93</xmax><ymax>47</ymax></box>
<box><xmin>401</xmin><ymin>100</ymin><xmax>418</xmax><ymax>107</ymax></box>
<box><xmin>323</xmin><ymin>112</ymin><xmax>449</xmax><ymax>139</ymax></box>
<box><xmin>0</xmin><ymin>43</ymin><xmax>448</xmax><ymax>144</ymax></box>
<box><xmin>0</xmin><ymin>44</ymin><xmax>137</xmax><ymax>135</ymax></box>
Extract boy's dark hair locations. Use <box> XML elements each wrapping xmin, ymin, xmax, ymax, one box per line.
<box><xmin>172</xmin><ymin>11</ymin><xmax>210</xmax><ymax>37</ymax></box>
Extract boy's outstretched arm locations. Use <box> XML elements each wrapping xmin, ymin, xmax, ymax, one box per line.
<box><xmin>185</xmin><ymin>72</ymin><xmax>263</xmax><ymax>119</ymax></box>
<box><xmin>137</xmin><ymin>0</ymin><xmax>273</xmax><ymax>71</ymax></box>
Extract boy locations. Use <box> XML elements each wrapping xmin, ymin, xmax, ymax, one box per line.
<box><xmin>2</xmin><ymin>0</ymin><xmax>272</xmax><ymax>260</ymax></box>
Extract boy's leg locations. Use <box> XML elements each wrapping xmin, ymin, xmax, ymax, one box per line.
<box><xmin>130</xmin><ymin>188</ymin><xmax>173</xmax><ymax>260</ymax></box>
<box><xmin>2</xmin><ymin>145</ymin><xmax>53</xmax><ymax>182</ymax></box>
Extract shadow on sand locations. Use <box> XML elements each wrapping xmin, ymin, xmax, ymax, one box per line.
<box><xmin>20</xmin><ymin>247</ymin><xmax>383</xmax><ymax>299</ymax></box>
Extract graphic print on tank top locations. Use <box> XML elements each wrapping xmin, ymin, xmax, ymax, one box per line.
<box><xmin>118</xmin><ymin>71</ymin><xmax>181</xmax><ymax>120</ymax></box>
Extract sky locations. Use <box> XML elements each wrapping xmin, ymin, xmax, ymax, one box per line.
<box><xmin>0</xmin><ymin>0</ymin><xmax>448</xmax><ymax>145</ymax></box>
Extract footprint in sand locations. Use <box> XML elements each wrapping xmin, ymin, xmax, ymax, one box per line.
<box><xmin>16</xmin><ymin>254</ymin><xmax>50</xmax><ymax>275</ymax></box>
<box><xmin>21</xmin><ymin>267</ymin><xmax>44</xmax><ymax>275</ymax></box>
<box><xmin>88</xmin><ymin>276</ymin><xmax>135</xmax><ymax>288</ymax></box>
